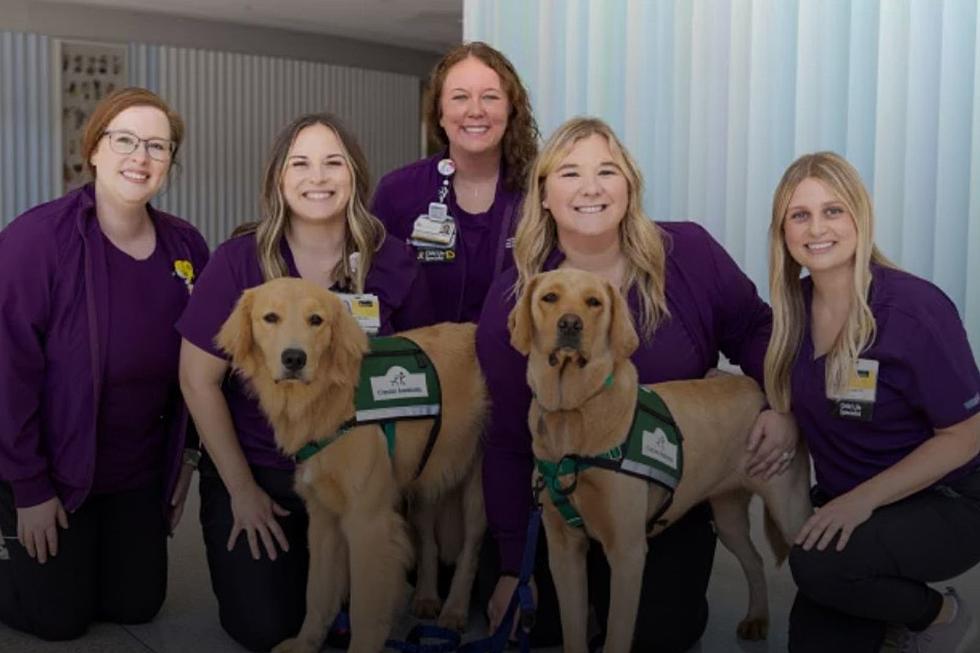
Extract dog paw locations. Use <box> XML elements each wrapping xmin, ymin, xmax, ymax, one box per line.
<box><xmin>736</xmin><ymin>617</ymin><xmax>769</xmax><ymax>640</ymax></box>
<box><xmin>437</xmin><ymin>607</ymin><xmax>468</xmax><ymax>632</ymax></box>
<box><xmin>412</xmin><ymin>595</ymin><xmax>443</xmax><ymax>619</ymax></box>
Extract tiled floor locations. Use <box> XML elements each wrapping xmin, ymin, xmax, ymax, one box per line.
<box><xmin>2</xmin><ymin>481</ymin><xmax>978</xmax><ymax>652</ymax></box>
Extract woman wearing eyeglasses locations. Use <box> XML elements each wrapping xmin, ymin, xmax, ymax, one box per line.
<box><xmin>0</xmin><ymin>87</ymin><xmax>208</xmax><ymax>641</ymax></box>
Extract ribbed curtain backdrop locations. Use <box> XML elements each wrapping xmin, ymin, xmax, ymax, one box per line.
<box><xmin>465</xmin><ymin>0</ymin><xmax>980</xmax><ymax>361</ymax></box>
<box><xmin>1</xmin><ymin>31</ymin><xmax>421</xmax><ymax>245</ymax></box>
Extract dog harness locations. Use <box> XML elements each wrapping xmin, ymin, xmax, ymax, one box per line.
<box><xmin>535</xmin><ymin>384</ymin><xmax>684</xmax><ymax>530</ymax></box>
<box><xmin>294</xmin><ymin>336</ymin><xmax>443</xmax><ymax>480</ymax></box>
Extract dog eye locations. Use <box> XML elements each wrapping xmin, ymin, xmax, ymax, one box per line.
<box><xmin>542</xmin><ymin>292</ymin><xmax>558</xmax><ymax>303</ymax></box>
<box><xmin>308</xmin><ymin>314</ymin><xmax>324</xmax><ymax>326</ymax></box>
<box><xmin>262</xmin><ymin>313</ymin><xmax>280</xmax><ymax>324</ymax></box>
<box><xmin>585</xmin><ymin>297</ymin><xmax>602</xmax><ymax>308</ymax></box>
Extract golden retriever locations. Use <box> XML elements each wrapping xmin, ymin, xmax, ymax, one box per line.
<box><xmin>509</xmin><ymin>268</ymin><xmax>811</xmax><ymax>653</ymax></box>
<box><xmin>216</xmin><ymin>277</ymin><xmax>487</xmax><ymax>653</ymax></box>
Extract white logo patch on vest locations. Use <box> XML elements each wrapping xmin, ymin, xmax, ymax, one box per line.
<box><xmin>642</xmin><ymin>427</ymin><xmax>679</xmax><ymax>470</ymax></box>
<box><xmin>370</xmin><ymin>365</ymin><xmax>429</xmax><ymax>401</ymax></box>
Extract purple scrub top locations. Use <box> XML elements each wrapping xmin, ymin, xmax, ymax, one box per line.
<box><xmin>476</xmin><ymin>221</ymin><xmax>772</xmax><ymax>571</ymax></box>
<box><xmin>176</xmin><ymin>231</ymin><xmax>431</xmax><ymax>470</ymax></box>
<box><xmin>0</xmin><ymin>183</ymin><xmax>209</xmax><ymax>511</ymax></box>
<box><xmin>372</xmin><ymin>153</ymin><xmax>524</xmax><ymax>323</ymax></box>
<box><xmin>792</xmin><ymin>265</ymin><xmax>980</xmax><ymax>498</ymax></box>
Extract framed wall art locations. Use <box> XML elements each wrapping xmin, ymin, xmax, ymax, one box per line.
<box><xmin>56</xmin><ymin>39</ymin><xmax>128</xmax><ymax>191</ymax></box>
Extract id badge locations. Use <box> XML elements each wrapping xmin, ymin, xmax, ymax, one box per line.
<box><xmin>831</xmin><ymin>358</ymin><xmax>878</xmax><ymax>421</ymax></box>
<box><xmin>335</xmin><ymin>292</ymin><xmax>380</xmax><ymax>335</ymax></box>
<box><xmin>409</xmin><ymin>202</ymin><xmax>457</xmax><ymax>263</ymax></box>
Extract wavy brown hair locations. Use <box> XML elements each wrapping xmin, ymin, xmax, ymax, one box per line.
<box><xmin>514</xmin><ymin>117</ymin><xmax>669</xmax><ymax>340</ymax></box>
<box><xmin>236</xmin><ymin>113</ymin><xmax>384</xmax><ymax>291</ymax></box>
<box><xmin>765</xmin><ymin>151</ymin><xmax>894</xmax><ymax>411</ymax></box>
<box><xmin>423</xmin><ymin>41</ymin><xmax>538</xmax><ymax>191</ymax></box>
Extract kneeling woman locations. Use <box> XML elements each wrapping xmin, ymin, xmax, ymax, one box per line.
<box><xmin>177</xmin><ymin>113</ymin><xmax>430</xmax><ymax>651</ymax></box>
<box><xmin>0</xmin><ymin>88</ymin><xmax>208</xmax><ymax>640</ymax></box>
<box><xmin>477</xmin><ymin>117</ymin><xmax>792</xmax><ymax>652</ymax></box>
<box><xmin>766</xmin><ymin>152</ymin><xmax>980</xmax><ymax>652</ymax></box>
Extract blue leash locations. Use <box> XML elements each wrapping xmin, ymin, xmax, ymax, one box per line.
<box><xmin>383</xmin><ymin>501</ymin><xmax>543</xmax><ymax>653</ymax></box>
<box><xmin>457</xmin><ymin>502</ymin><xmax>542</xmax><ymax>653</ymax></box>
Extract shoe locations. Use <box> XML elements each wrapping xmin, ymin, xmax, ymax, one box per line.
<box><xmin>898</xmin><ymin>587</ymin><xmax>976</xmax><ymax>653</ymax></box>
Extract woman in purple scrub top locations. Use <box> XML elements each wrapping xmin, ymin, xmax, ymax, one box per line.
<box><xmin>177</xmin><ymin>113</ymin><xmax>428</xmax><ymax>652</ymax></box>
<box><xmin>372</xmin><ymin>41</ymin><xmax>539</xmax><ymax>323</ymax></box>
<box><xmin>477</xmin><ymin>117</ymin><xmax>796</xmax><ymax>652</ymax></box>
<box><xmin>766</xmin><ymin>152</ymin><xmax>980</xmax><ymax>653</ymax></box>
<box><xmin>0</xmin><ymin>88</ymin><xmax>209</xmax><ymax>641</ymax></box>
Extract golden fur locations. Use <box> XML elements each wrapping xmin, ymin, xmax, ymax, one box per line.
<box><xmin>217</xmin><ymin>277</ymin><xmax>487</xmax><ymax>653</ymax></box>
<box><xmin>510</xmin><ymin>269</ymin><xmax>812</xmax><ymax>653</ymax></box>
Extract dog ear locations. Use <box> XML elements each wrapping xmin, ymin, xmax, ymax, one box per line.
<box><xmin>607</xmin><ymin>281</ymin><xmax>639</xmax><ymax>360</ymax></box>
<box><xmin>508</xmin><ymin>275</ymin><xmax>539</xmax><ymax>356</ymax></box>
<box><xmin>216</xmin><ymin>288</ymin><xmax>257</xmax><ymax>377</ymax></box>
<box><xmin>324</xmin><ymin>303</ymin><xmax>369</xmax><ymax>387</ymax></box>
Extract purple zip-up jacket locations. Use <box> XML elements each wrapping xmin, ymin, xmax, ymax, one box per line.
<box><xmin>0</xmin><ymin>184</ymin><xmax>210</xmax><ymax>511</ymax></box>
<box><xmin>476</xmin><ymin>221</ymin><xmax>772</xmax><ymax>572</ymax></box>
<box><xmin>372</xmin><ymin>153</ymin><xmax>524</xmax><ymax>323</ymax></box>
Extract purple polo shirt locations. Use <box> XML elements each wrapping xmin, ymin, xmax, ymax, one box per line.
<box><xmin>792</xmin><ymin>265</ymin><xmax>980</xmax><ymax>498</ymax></box>
<box><xmin>92</xmin><ymin>237</ymin><xmax>188</xmax><ymax>494</ymax></box>
<box><xmin>372</xmin><ymin>153</ymin><xmax>524</xmax><ymax>323</ymax></box>
<box><xmin>176</xmin><ymin>232</ymin><xmax>431</xmax><ymax>470</ymax></box>
<box><xmin>476</xmin><ymin>221</ymin><xmax>772</xmax><ymax>571</ymax></box>
<box><xmin>0</xmin><ymin>183</ymin><xmax>209</xmax><ymax>510</ymax></box>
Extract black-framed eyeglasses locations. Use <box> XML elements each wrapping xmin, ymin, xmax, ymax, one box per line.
<box><xmin>102</xmin><ymin>130</ymin><xmax>175</xmax><ymax>162</ymax></box>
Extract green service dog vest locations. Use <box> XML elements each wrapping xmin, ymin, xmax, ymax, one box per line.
<box><xmin>295</xmin><ymin>336</ymin><xmax>442</xmax><ymax>479</ymax></box>
<box><xmin>535</xmin><ymin>385</ymin><xmax>683</xmax><ymax>529</ymax></box>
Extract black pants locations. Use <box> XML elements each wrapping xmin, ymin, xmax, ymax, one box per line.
<box><xmin>788</xmin><ymin>469</ymin><xmax>980</xmax><ymax>653</ymax></box>
<box><xmin>478</xmin><ymin>501</ymin><xmax>716</xmax><ymax>652</ymax></box>
<box><xmin>0</xmin><ymin>482</ymin><xmax>167</xmax><ymax>641</ymax></box>
<box><xmin>198</xmin><ymin>454</ymin><xmax>310</xmax><ymax>652</ymax></box>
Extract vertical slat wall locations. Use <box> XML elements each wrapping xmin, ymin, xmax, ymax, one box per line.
<box><xmin>465</xmin><ymin>0</ymin><xmax>980</xmax><ymax>359</ymax></box>
<box><xmin>2</xmin><ymin>32</ymin><xmax>421</xmax><ymax>246</ymax></box>
<box><xmin>0</xmin><ymin>31</ymin><xmax>57</xmax><ymax>226</ymax></box>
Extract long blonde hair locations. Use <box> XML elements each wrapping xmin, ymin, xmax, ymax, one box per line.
<box><xmin>765</xmin><ymin>151</ymin><xmax>894</xmax><ymax>411</ymax></box>
<box><xmin>513</xmin><ymin>116</ymin><xmax>669</xmax><ymax>339</ymax></box>
<box><xmin>237</xmin><ymin>113</ymin><xmax>384</xmax><ymax>291</ymax></box>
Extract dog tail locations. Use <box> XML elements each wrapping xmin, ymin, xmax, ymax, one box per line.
<box><xmin>764</xmin><ymin>506</ymin><xmax>790</xmax><ymax>566</ymax></box>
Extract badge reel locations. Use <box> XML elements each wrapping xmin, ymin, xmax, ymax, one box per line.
<box><xmin>410</xmin><ymin>159</ymin><xmax>458</xmax><ymax>263</ymax></box>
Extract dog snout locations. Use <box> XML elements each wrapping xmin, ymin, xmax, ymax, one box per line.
<box><xmin>557</xmin><ymin>313</ymin><xmax>583</xmax><ymax>336</ymax></box>
<box><xmin>281</xmin><ymin>348</ymin><xmax>307</xmax><ymax>372</ymax></box>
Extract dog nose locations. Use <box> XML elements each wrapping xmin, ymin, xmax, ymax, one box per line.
<box><xmin>281</xmin><ymin>348</ymin><xmax>307</xmax><ymax>372</ymax></box>
<box><xmin>557</xmin><ymin>313</ymin><xmax>583</xmax><ymax>335</ymax></box>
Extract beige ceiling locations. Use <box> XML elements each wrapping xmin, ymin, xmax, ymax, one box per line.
<box><xmin>50</xmin><ymin>0</ymin><xmax>463</xmax><ymax>53</ymax></box>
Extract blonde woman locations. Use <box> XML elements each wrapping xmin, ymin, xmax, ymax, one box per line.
<box><xmin>767</xmin><ymin>152</ymin><xmax>980</xmax><ymax>653</ymax></box>
<box><xmin>475</xmin><ymin>116</ymin><xmax>791</xmax><ymax>651</ymax></box>
<box><xmin>177</xmin><ymin>113</ymin><xmax>430</xmax><ymax>651</ymax></box>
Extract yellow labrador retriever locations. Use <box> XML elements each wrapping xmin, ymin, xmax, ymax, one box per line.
<box><xmin>509</xmin><ymin>269</ymin><xmax>811</xmax><ymax>653</ymax></box>
<box><xmin>216</xmin><ymin>277</ymin><xmax>487</xmax><ymax>653</ymax></box>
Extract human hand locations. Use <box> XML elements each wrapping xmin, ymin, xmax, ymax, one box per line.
<box><xmin>746</xmin><ymin>409</ymin><xmax>799</xmax><ymax>479</ymax></box>
<box><xmin>16</xmin><ymin>496</ymin><xmax>69</xmax><ymax>564</ymax></box>
<box><xmin>168</xmin><ymin>460</ymin><xmax>197</xmax><ymax>534</ymax></box>
<box><xmin>487</xmin><ymin>574</ymin><xmax>537</xmax><ymax>639</ymax></box>
<box><xmin>795</xmin><ymin>491</ymin><xmax>874</xmax><ymax>552</ymax></box>
<box><xmin>227</xmin><ymin>481</ymin><xmax>291</xmax><ymax>560</ymax></box>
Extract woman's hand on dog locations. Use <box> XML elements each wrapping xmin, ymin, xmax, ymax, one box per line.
<box><xmin>746</xmin><ymin>409</ymin><xmax>799</xmax><ymax>479</ymax></box>
<box><xmin>227</xmin><ymin>481</ymin><xmax>291</xmax><ymax>560</ymax></box>
<box><xmin>487</xmin><ymin>574</ymin><xmax>538</xmax><ymax>639</ymax></box>
<box><xmin>16</xmin><ymin>496</ymin><xmax>69</xmax><ymax>564</ymax></box>
<box><xmin>795</xmin><ymin>490</ymin><xmax>874</xmax><ymax>552</ymax></box>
